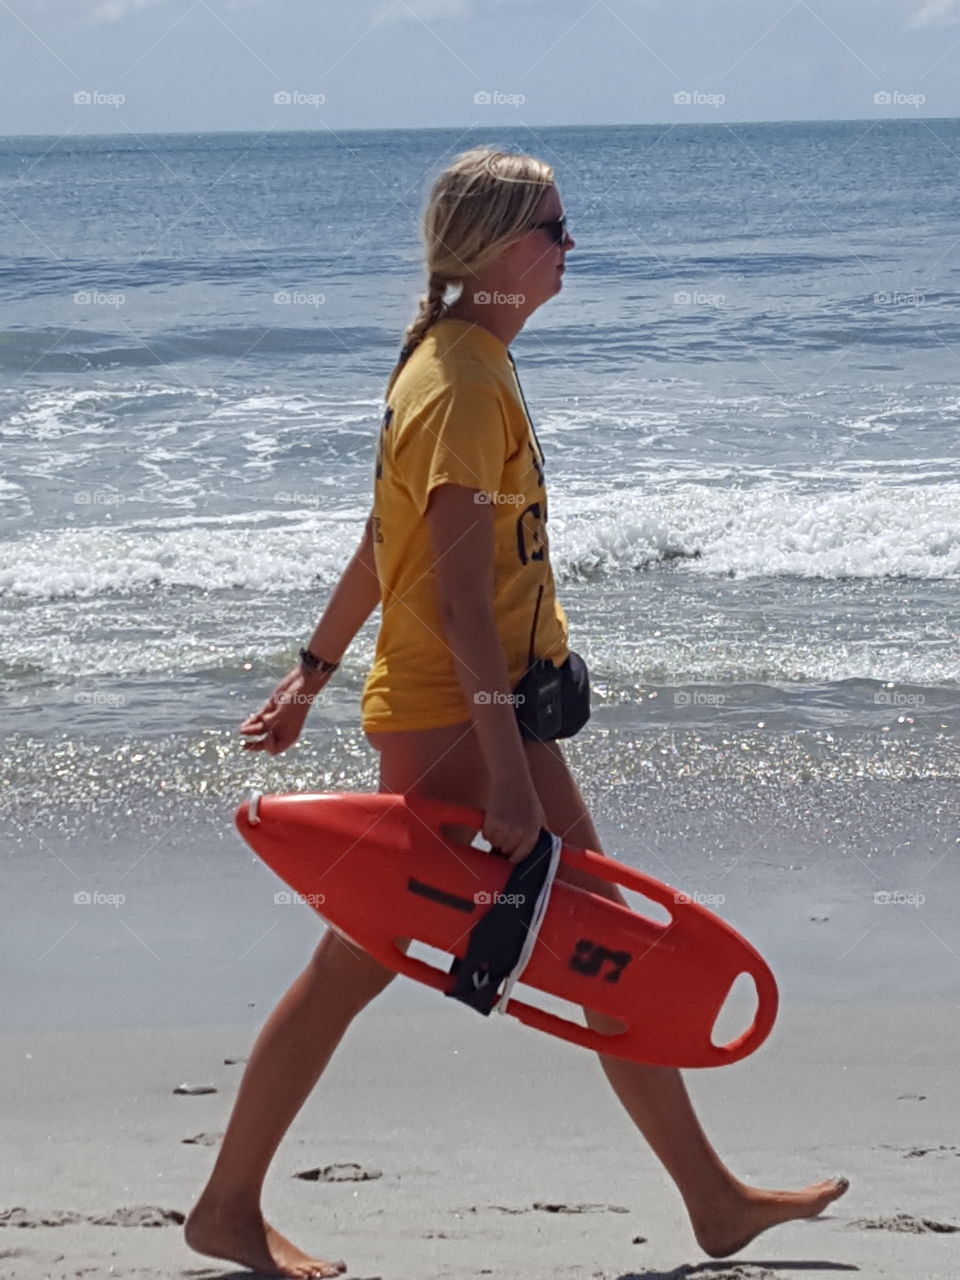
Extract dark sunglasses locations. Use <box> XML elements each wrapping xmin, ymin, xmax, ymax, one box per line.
<box><xmin>531</xmin><ymin>214</ymin><xmax>569</xmax><ymax>246</ymax></box>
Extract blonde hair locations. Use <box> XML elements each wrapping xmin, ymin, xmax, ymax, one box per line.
<box><xmin>385</xmin><ymin>146</ymin><xmax>554</xmax><ymax>397</ymax></box>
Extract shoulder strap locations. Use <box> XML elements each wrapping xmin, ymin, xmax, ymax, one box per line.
<box><xmin>506</xmin><ymin>350</ymin><xmax>546</xmax><ymax>471</ymax></box>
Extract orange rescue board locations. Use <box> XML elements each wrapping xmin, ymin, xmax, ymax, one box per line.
<box><xmin>235</xmin><ymin>791</ymin><xmax>778</xmax><ymax>1068</ymax></box>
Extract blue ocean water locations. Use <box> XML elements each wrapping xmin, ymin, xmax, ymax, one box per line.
<box><xmin>1</xmin><ymin>121</ymin><xmax>959</xmax><ymax>827</ymax></box>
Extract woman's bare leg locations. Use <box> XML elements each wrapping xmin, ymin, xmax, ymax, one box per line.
<box><xmin>185</xmin><ymin>722</ymin><xmax>484</xmax><ymax>1278</ymax></box>
<box><xmin>368</xmin><ymin>723</ymin><xmax>848</xmax><ymax>1258</ymax></box>
<box><xmin>522</xmin><ymin>738</ymin><xmax>849</xmax><ymax>1258</ymax></box>
<box><xmin>185</xmin><ymin>927</ymin><xmax>400</xmax><ymax>1278</ymax></box>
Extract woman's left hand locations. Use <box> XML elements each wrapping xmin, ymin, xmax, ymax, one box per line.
<box><xmin>239</xmin><ymin>667</ymin><xmax>328</xmax><ymax>755</ymax></box>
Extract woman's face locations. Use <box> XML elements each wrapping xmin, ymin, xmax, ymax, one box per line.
<box><xmin>501</xmin><ymin>183</ymin><xmax>575</xmax><ymax>311</ymax></box>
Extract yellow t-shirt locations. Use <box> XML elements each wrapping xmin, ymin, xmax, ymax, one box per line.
<box><xmin>361</xmin><ymin>318</ymin><xmax>569</xmax><ymax>733</ymax></box>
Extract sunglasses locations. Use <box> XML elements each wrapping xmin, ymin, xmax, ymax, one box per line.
<box><xmin>531</xmin><ymin>214</ymin><xmax>569</xmax><ymax>246</ymax></box>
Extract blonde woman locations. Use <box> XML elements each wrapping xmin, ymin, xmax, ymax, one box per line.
<box><xmin>186</xmin><ymin>148</ymin><xmax>848</xmax><ymax>1278</ymax></box>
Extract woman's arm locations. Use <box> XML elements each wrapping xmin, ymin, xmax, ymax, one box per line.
<box><xmin>301</xmin><ymin>513</ymin><xmax>381</xmax><ymax>682</ymax></box>
<box><xmin>425</xmin><ymin>483</ymin><xmax>545</xmax><ymax>858</ymax></box>
<box><xmin>240</xmin><ymin>514</ymin><xmax>380</xmax><ymax>752</ymax></box>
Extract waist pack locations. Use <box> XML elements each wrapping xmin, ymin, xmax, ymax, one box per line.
<box><xmin>512</xmin><ymin>650</ymin><xmax>591</xmax><ymax>743</ymax></box>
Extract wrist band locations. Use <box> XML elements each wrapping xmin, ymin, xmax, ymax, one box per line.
<box><xmin>299</xmin><ymin>647</ymin><xmax>340</xmax><ymax>677</ymax></box>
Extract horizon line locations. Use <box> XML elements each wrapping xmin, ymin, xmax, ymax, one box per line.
<box><xmin>1</xmin><ymin>113</ymin><xmax>957</xmax><ymax>142</ymax></box>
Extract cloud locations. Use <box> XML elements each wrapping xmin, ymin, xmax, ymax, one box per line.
<box><xmin>374</xmin><ymin>0</ymin><xmax>550</xmax><ymax>22</ymax></box>
<box><xmin>905</xmin><ymin>0</ymin><xmax>960</xmax><ymax>27</ymax></box>
<box><xmin>91</xmin><ymin>0</ymin><xmax>161</xmax><ymax>21</ymax></box>
<box><xmin>375</xmin><ymin>0</ymin><xmax>470</xmax><ymax>22</ymax></box>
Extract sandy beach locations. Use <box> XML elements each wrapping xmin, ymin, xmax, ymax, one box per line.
<box><xmin>3</xmin><ymin>751</ymin><xmax>960</xmax><ymax>1279</ymax></box>
<box><xmin>3</xmin><ymin>988</ymin><xmax>958</xmax><ymax>1280</ymax></box>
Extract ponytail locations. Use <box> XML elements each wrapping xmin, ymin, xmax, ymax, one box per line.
<box><xmin>385</xmin><ymin>272</ymin><xmax>449</xmax><ymax>398</ymax></box>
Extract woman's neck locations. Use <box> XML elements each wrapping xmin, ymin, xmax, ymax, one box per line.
<box><xmin>444</xmin><ymin>298</ymin><xmax>525</xmax><ymax>348</ymax></box>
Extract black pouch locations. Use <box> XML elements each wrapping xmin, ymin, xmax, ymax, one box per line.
<box><xmin>512</xmin><ymin>584</ymin><xmax>591</xmax><ymax>743</ymax></box>
<box><xmin>512</xmin><ymin>651</ymin><xmax>591</xmax><ymax>743</ymax></box>
<box><xmin>513</xmin><ymin>658</ymin><xmax>563</xmax><ymax>742</ymax></box>
<box><xmin>557</xmin><ymin>649</ymin><xmax>591</xmax><ymax>740</ymax></box>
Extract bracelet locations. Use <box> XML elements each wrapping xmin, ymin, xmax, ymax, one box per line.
<box><xmin>298</xmin><ymin>646</ymin><xmax>340</xmax><ymax>677</ymax></box>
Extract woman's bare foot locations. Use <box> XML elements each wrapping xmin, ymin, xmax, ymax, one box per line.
<box><xmin>184</xmin><ymin>1198</ymin><xmax>346</xmax><ymax>1279</ymax></box>
<box><xmin>692</xmin><ymin>1175</ymin><xmax>850</xmax><ymax>1259</ymax></box>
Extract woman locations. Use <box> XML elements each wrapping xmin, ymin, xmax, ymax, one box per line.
<box><xmin>186</xmin><ymin>147</ymin><xmax>848</xmax><ymax>1279</ymax></box>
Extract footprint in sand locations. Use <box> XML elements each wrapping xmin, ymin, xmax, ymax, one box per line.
<box><xmin>181</xmin><ymin>1132</ymin><xmax>224</xmax><ymax>1146</ymax></box>
<box><xmin>0</xmin><ymin>1209</ymin><xmax>84</xmax><ymax>1227</ymax></box>
<box><xmin>851</xmin><ymin>1213</ymin><xmax>959</xmax><ymax>1234</ymax></box>
<box><xmin>294</xmin><ymin>1162</ymin><xmax>383</xmax><ymax>1182</ymax></box>
<box><xmin>484</xmin><ymin>1202</ymin><xmax>630</xmax><ymax>1215</ymax></box>
<box><xmin>532</xmin><ymin>1202</ymin><xmax>631</xmax><ymax>1215</ymax></box>
<box><xmin>86</xmin><ymin>1206</ymin><xmax>186</xmax><ymax>1227</ymax></box>
<box><xmin>0</xmin><ymin>1206</ymin><xmax>184</xmax><ymax>1228</ymax></box>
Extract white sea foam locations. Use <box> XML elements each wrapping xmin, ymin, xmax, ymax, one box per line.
<box><xmin>552</xmin><ymin>480</ymin><xmax>960</xmax><ymax>582</ymax></box>
<box><xmin>0</xmin><ymin>513</ymin><xmax>366</xmax><ymax>600</ymax></box>
<box><xmin>3</xmin><ymin>477</ymin><xmax>956</xmax><ymax>604</ymax></box>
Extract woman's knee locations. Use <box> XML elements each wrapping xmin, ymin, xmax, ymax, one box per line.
<box><xmin>308</xmin><ymin>926</ymin><xmax>404</xmax><ymax>1012</ymax></box>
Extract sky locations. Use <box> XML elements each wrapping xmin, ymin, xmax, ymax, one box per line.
<box><xmin>1</xmin><ymin>0</ymin><xmax>959</xmax><ymax>136</ymax></box>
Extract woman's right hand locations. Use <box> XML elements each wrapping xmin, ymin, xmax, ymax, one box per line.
<box><xmin>482</xmin><ymin>768</ymin><xmax>548</xmax><ymax>863</ymax></box>
<box><xmin>239</xmin><ymin>667</ymin><xmax>326</xmax><ymax>755</ymax></box>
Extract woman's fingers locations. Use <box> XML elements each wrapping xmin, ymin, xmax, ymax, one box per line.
<box><xmin>240</xmin><ymin>701</ymin><xmax>286</xmax><ymax>734</ymax></box>
<box><xmin>241</xmin><ymin>698</ymin><xmax>277</xmax><ymax>726</ymax></box>
<box><xmin>482</xmin><ymin>821</ymin><xmax>540</xmax><ymax>862</ymax></box>
<box><xmin>238</xmin><ymin>672</ymin><xmax>310</xmax><ymax>752</ymax></box>
<box><xmin>242</xmin><ymin>729</ymin><xmax>281</xmax><ymax>754</ymax></box>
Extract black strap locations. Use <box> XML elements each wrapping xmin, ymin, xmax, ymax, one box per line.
<box><xmin>445</xmin><ymin>829</ymin><xmax>557</xmax><ymax>1016</ymax></box>
<box><xmin>526</xmin><ymin>582</ymin><xmax>544</xmax><ymax>668</ymax></box>
<box><xmin>507</xmin><ymin>350</ymin><xmax>546</xmax><ymax>472</ymax></box>
<box><xmin>510</xmin><ymin>349</ymin><xmax>549</xmax><ymax>668</ymax></box>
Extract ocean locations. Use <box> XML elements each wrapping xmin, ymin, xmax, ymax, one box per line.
<box><xmin>2</xmin><ymin>121</ymin><xmax>959</xmax><ymax>1029</ymax></box>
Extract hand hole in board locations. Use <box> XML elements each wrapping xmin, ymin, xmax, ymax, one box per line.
<box><xmin>710</xmin><ymin>970</ymin><xmax>759</xmax><ymax>1049</ymax></box>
